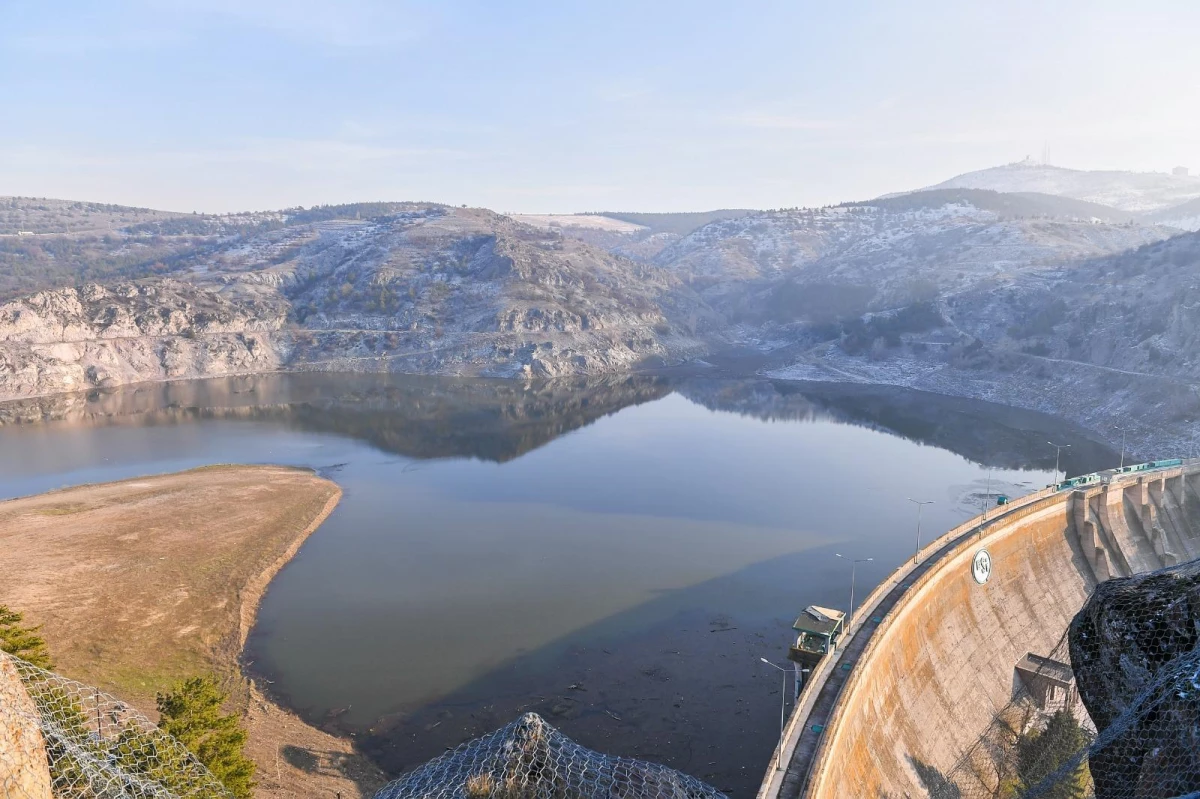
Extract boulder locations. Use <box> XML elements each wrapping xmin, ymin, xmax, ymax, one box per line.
<box><xmin>0</xmin><ymin>656</ymin><xmax>53</xmax><ymax>799</ymax></box>
<box><xmin>1068</xmin><ymin>558</ymin><xmax>1200</xmax><ymax>798</ymax></box>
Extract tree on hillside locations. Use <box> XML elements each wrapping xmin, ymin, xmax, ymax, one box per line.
<box><xmin>0</xmin><ymin>604</ymin><xmax>53</xmax><ymax>668</ymax></box>
<box><xmin>1013</xmin><ymin>709</ymin><xmax>1090</xmax><ymax>799</ymax></box>
<box><xmin>157</xmin><ymin>676</ymin><xmax>256</xmax><ymax>798</ymax></box>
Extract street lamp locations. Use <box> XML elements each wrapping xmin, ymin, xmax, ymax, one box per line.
<box><xmin>760</xmin><ymin>658</ymin><xmax>789</xmax><ymax>771</ymax></box>
<box><xmin>1114</xmin><ymin>426</ymin><xmax>1127</xmax><ymax>469</ymax></box>
<box><xmin>980</xmin><ymin>468</ymin><xmax>994</xmax><ymax>521</ymax></box>
<box><xmin>835</xmin><ymin>553</ymin><xmax>873</xmax><ymax>623</ymax></box>
<box><xmin>908</xmin><ymin>498</ymin><xmax>934</xmax><ymax>563</ymax></box>
<box><xmin>1047</xmin><ymin>441</ymin><xmax>1071</xmax><ymax>484</ymax></box>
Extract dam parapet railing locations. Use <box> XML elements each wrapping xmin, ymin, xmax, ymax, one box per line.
<box><xmin>757</xmin><ymin>457</ymin><xmax>1198</xmax><ymax>799</ymax></box>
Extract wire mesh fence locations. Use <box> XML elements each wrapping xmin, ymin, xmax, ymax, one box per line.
<box><xmin>372</xmin><ymin>712</ymin><xmax>726</xmax><ymax>799</ymax></box>
<box><xmin>4</xmin><ymin>556</ymin><xmax>1198</xmax><ymax>799</ymax></box>
<box><xmin>925</xmin><ymin>558</ymin><xmax>1200</xmax><ymax>799</ymax></box>
<box><xmin>1</xmin><ymin>648</ymin><xmax>726</xmax><ymax>799</ymax></box>
<box><xmin>0</xmin><ymin>651</ymin><xmax>233</xmax><ymax>799</ymax></box>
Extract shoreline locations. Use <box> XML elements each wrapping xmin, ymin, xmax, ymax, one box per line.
<box><xmin>0</xmin><ymin>351</ymin><xmax>1176</xmax><ymax>461</ymax></box>
<box><xmin>235</xmin><ymin>483</ymin><xmax>343</xmax><ymax>654</ymax></box>
<box><xmin>0</xmin><ymin>464</ymin><xmax>387</xmax><ymax>798</ymax></box>
<box><xmin>232</xmin><ymin>481</ymin><xmax>390</xmax><ymax>797</ymax></box>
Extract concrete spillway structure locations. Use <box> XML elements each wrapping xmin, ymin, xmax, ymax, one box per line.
<box><xmin>760</xmin><ymin>460</ymin><xmax>1200</xmax><ymax>799</ymax></box>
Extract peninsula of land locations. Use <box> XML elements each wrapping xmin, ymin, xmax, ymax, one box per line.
<box><xmin>0</xmin><ymin>464</ymin><xmax>386</xmax><ymax>798</ymax></box>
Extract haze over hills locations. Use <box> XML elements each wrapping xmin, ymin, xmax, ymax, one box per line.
<box><xmin>3</xmin><ymin>162</ymin><xmax>1200</xmax><ymax>454</ymax></box>
<box><xmin>918</xmin><ymin>160</ymin><xmax>1200</xmax><ymax>215</ymax></box>
<box><xmin>1143</xmin><ymin>196</ymin><xmax>1200</xmax><ymax>232</ymax></box>
<box><xmin>508</xmin><ymin>209</ymin><xmax>755</xmax><ymax>263</ymax></box>
<box><xmin>649</xmin><ymin>189</ymin><xmax>1170</xmax><ymax>324</ymax></box>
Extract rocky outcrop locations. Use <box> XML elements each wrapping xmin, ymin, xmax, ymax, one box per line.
<box><xmin>0</xmin><ymin>281</ymin><xmax>289</xmax><ymax>401</ymax></box>
<box><xmin>0</xmin><ymin>205</ymin><xmax>717</xmax><ymax>401</ymax></box>
<box><xmin>0</xmin><ymin>656</ymin><xmax>52</xmax><ymax>799</ymax></box>
<box><xmin>1068</xmin><ymin>558</ymin><xmax>1200</xmax><ymax>798</ymax></box>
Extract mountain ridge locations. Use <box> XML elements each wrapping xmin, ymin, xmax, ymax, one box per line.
<box><xmin>2</xmin><ymin>179</ymin><xmax>1199</xmax><ymax>455</ymax></box>
<box><xmin>913</xmin><ymin>160</ymin><xmax>1200</xmax><ymax>213</ymax></box>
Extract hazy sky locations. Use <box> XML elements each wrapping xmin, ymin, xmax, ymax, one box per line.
<box><xmin>3</xmin><ymin>1</ymin><xmax>1198</xmax><ymax>213</ymax></box>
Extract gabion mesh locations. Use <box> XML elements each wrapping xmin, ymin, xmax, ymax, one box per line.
<box><xmin>371</xmin><ymin>712</ymin><xmax>726</xmax><ymax>799</ymax></box>
<box><xmin>924</xmin><ymin>558</ymin><xmax>1200</xmax><ymax>799</ymax></box>
<box><xmin>0</xmin><ymin>651</ymin><xmax>233</xmax><ymax>799</ymax></box>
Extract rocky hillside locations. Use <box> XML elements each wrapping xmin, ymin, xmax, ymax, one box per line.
<box><xmin>5</xmin><ymin>185</ymin><xmax>1200</xmax><ymax>459</ymax></box>
<box><xmin>1145</xmin><ymin>196</ymin><xmax>1200</xmax><ymax>232</ymax></box>
<box><xmin>651</xmin><ymin>190</ymin><xmax>1171</xmax><ymax>323</ymax></box>
<box><xmin>0</xmin><ymin>204</ymin><xmax>711</xmax><ymax>400</ymax></box>
<box><xmin>0</xmin><ymin>281</ymin><xmax>287</xmax><ymax>399</ymax></box>
<box><xmin>762</xmin><ymin>225</ymin><xmax>1200</xmax><ymax>458</ymax></box>
<box><xmin>509</xmin><ymin>209</ymin><xmax>753</xmax><ymax>264</ymax></box>
<box><xmin>948</xmin><ymin>231</ymin><xmax>1200</xmax><ymax>380</ymax></box>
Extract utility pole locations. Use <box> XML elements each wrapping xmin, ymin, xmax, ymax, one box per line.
<box><xmin>908</xmin><ymin>498</ymin><xmax>935</xmax><ymax>563</ymax></box>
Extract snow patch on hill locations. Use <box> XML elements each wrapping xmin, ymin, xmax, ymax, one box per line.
<box><xmin>920</xmin><ymin>161</ymin><xmax>1200</xmax><ymax>213</ymax></box>
<box><xmin>508</xmin><ymin>214</ymin><xmax>648</xmax><ymax>234</ymax></box>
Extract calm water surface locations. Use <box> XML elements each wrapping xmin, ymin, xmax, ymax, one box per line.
<box><xmin>0</xmin><ymin>374</ymin><xmax>1114</xmax><ymax>794</ymax></box>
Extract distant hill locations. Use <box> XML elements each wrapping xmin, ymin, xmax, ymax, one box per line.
<box><xmin>0</xmin><ymin>196</ymin><xmax>188</xmax><ymax>235</ymax></box>
<box><xmin>1143</xmin><ymin>197</ymin><xmax>1200</xmax><ymax>231</ymax></box>
<box><xmin>846</xmin><ymin>188</ymin><xmax>1136</xmax><ymax>223</ymax></box>
<box><xmin>915</xmin><ymin>161</ymin><xmax>1200</xmax><ymax>213</ymax></box>
<box><xmin>653</xmin><ymin>192</ymin><xmax>1167</xmax><ymax>299</ymax></box>
<box><xmin>595</xmin><ymin>210</ymin><xmax>756</xmax><ymax>237</ymax></box>
<box><xmin>0</xmin><ymin>199</ymin><xmax>444</xmax><ymax>301</ymax></box>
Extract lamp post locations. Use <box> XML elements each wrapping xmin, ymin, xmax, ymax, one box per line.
<box><xmin>1114</xmin><ymin>426</ymin><xmax>1127</xmax><ymax>469</ymax></box>
<box><xmin>760</xmin><ymin>658</ymin><xmax>789</xmax><ymax>771</ymax></box>
<box><xmin>1048</xmin><ymin>441</ymin><xmax>1071</xmax><ymax>484</ymax></box>
<box><xmin>835</xmin><ymin>553</ymin><xmax>873</xmax><ymax>624</ymax></box>
<box><xmin>980</xmin><ymin>468</ymin><xmax>993</xmax><ymax>521</ymax></box>
<box><xmin>908</xmin><ymin>498</ymin><xmax>935</xmax><ymax>563</ymax></box>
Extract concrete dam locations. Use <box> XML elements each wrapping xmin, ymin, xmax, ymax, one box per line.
<box><xmin>759</xmin><ymin>459</ymin><xmax>1200</xmax><ymax>799</ymax></box>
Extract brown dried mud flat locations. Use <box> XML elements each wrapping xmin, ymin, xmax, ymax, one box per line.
<box><xmin>0</xmin><ymin>464</ymin><xmax>386</xmax><ymax>798</ymax></box>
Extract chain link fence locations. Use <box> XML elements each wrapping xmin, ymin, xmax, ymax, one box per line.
<box><xmin>372</xmin><ymin>712</ymin><xmax>726</xmax><ymax>799</ymax></box>
<box><xmin>5</xmin><ymin>557</ymin><xmax>1197</xmax><ymax>799</ymax></box>
<box><xmin>0</xmin><ymin>651</ymin><xmax>233</xmax><ymax>799</ymax></box>
<box><xmin>0</xmin><ymin>650</ymin><xmax>726</xmax><ymax>799</ymax></box>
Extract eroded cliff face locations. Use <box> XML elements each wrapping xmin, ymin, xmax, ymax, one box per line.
<box><xmin>1068</xmin><ymin>559</ymin><xmax>1200</xmax><ymax>799</ymax></box>
<box><xmin>0</xmin><ymin>208</ymin><xmax>709</xmax><ymax>400</ymax></box>
<box><xmin>0</xmin><ymin>281</ymin><xmax>289</xmax><ymax>400</ymax></box>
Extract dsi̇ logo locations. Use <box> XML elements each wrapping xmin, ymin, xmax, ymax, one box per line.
<box><xmin>972</xmin><ymin>549</ymin><xmax>992</xmax><ymax>585</ymax></box>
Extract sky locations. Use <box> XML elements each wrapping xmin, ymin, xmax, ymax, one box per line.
<box><xmin>2</xmin><ymin>0</ymin><xmax>1199</xmax><ymax>214</ymax></box>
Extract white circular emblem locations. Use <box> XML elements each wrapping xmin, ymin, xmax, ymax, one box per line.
<box><xmin>972</xmin><ymin>549</ymin><xmax>992</xmax><ymax>585</ymax></box>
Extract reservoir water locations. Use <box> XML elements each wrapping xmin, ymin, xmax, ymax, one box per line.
<box><xmin>0</xmin><ymin>373</ymin><xmax>1115</xmax><ymax>795</ymax></box>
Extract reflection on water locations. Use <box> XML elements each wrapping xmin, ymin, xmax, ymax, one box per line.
<box><xmin>0</xmin><ymin>373</ymin><xmax>1115</xmax><ymax>796</ymax></box>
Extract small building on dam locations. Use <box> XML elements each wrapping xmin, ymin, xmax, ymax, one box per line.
<box><xmin>761</xmin><ymin>459</ymin><xmax>1200</xmax><ymax>799</ymax></box>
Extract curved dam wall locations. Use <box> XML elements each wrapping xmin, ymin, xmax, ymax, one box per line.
<box><xmin>801</xmin><ymin>461</ymin><xmax>1200</xmax><ymax>799</ymax></box>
